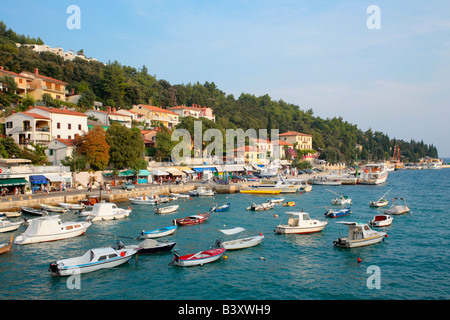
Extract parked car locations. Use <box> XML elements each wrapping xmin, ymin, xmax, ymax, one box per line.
<box><xmin>121</xmin><ymin>182</ymin><xmax>135</xmax><ymax>190</ymax></box>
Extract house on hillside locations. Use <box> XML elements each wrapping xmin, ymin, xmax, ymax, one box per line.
<box><xmin>85</xmin><ymin>107</ymin><xmax>132</xmax><ymax>128</ymax></box>
<box><xmin>19</xmin><ymin>68</ymin><xmax>68</xmax><ymax>101</ymax></box>
<box><xmin>168</xmin><ymin>104</ymin><xmax>215</xmax><ymax>122</ymax></box>
<box><xmin>130</xmin><ymin>104</ymin><xmax>179</xmax><ymax>128</ymax></box>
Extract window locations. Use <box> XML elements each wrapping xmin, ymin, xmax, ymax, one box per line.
<box><xmin>49</xmin><ymin>150</ymin><xmax>54</xmax><ymax>156</ymax></box>
<box><xmin>6</xmin><ymin>122</ymin><xmax>12</xmax><ymax>128</ymax></box>
<box><xmin>68</xmin><ymin>135</ymin><xmax>71</xmax><ymax>139</ymax></box>
<box><xmin>68</xmin><ymin>123</ymin><xmax>71</xmax><ymax>130</ymax></box>
<box><xmin>57</xmin><ymin>123</ymin><xmax>60</xmax><ymax>129</ymax></box>
<box><xmin>57</xmin><ymin>135</ymin><xmax>61</xmax><ymax>138</ymax></box>
<box><xmin>78</xmin><ymin>124</ymin><xmax>81</xmax><ymax>130</ymax></box>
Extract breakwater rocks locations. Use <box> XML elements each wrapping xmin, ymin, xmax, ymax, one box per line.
<box><xmin>0</xmin><ymin>182</ymin><xmax>256</xmax><ymax>212</ymax></box>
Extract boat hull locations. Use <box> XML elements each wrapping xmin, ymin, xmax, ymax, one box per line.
<box><xmin>275</xmin><ymin>223</ymin><xmax>327</xmax><ymax>234</ymax></box>
<box><xmin>171</xmin><ymin>248</ymin><xmax>225</xmax><ymax>267</ymax></box>
<box><xmin>90</xmin><ymin>210</ymin><xmax>131</xmax><ymax>221</ymax></box>
<box><xmin>14</xmin><ymin>223</ymin><xmax>91</xmax><ymax>245</ymax></box>
<box><xmin>220</xmin><ymin>235</ymin><xmax>264</xmax><ymax>250</ymax></box>
<box><xmin>136</xmin><ymin>242</ymin><xmax>176</xmax><ymax>254</ymax></box>
<box><xmin>333</xmin><ymin>234</ymin><xmax>386</xmax><ymax>248</ymax></box>
<box><xmin>240</xmin><ymin>189</ymin><xmax>281</xmax><ymax>194</ymax></box>
<box><xmin>140</xmin><ymin>226</ymin><xmax>177</xmax><ymax>239</ymax></box>
<box><xmin>0</xmin><ymin>222</ymin><xmax>22</xmax><ymax>233</ymax></box>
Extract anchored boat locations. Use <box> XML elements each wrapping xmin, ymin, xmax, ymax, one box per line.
<box><xmin>333</xmin><ymin>222</ymin><xmax>387</xmax><ymax>248</ymax></box>
<box><xmin>275</xmin><ymin>212</ymin><xmax>328</xmax><ymax>234</ymax></box>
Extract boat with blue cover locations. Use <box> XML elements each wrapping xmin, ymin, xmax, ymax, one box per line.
<box><xmin>210</xmin><ymin>203</ymin><xmax>230</xmax><ymax>212</ymax></box>
<box><xmin>324</xmin><ymin>207</ymin><xmax>351</xmax><ymax>218</ymax></box>
<box><xmin>139</xmin><ymin>225</ymin><xmax>177</xmax><ymax>239</ymax></box>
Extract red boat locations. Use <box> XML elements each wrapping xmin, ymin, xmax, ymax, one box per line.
<box><xmin>173</xmin><ymin>213</ymin><xmax>210</xmax><ymax>226</ymax></box>
<box><xmin>169</xmin><ymin>248</ymin><xmax>225</xmax><ymax>267</ymax></box>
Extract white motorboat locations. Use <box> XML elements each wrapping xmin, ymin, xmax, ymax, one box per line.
<box><xmin>267</xmin><ymin>197</ymin><xmax>285</xmax><ymax>204</ymax></box>
<box><xmin>328</xmin><ymin>189</ymin><xmax>352</xmax><ymax>205</ymax></box>
<box><xmin>369</xmin><ymin>190</ymin><xmax>391</xmax><ymax>207</ymax></box>
<box><xmin>333</xmin><ymin>222</ymin><xmax>387</xmax><ymax>248</ymax></box>
<box><xmin>171</xmin><ymin>193</ymin><xmax>190</xmax><ymax>198</ymax></box>
<box><xmin>0</xmin><ymin>218</ymin><xmax>23</xmax><ymax>233</ymax></box>
<box><xmin>129</xmin><ymin>196</ymin><xmax>159</xmax><ymax>205</ymax></box>
<box><xmin>275</xmin><ymin>212</ymin><xmax>328</xmax><ymax>234</ymax></box>
<box><xmin>39</xmin><ymin>204</ymin><xmax>68</xmax><ymax>213</ymax></box>
<box><xmin>58</xmin><ymin>203</ymin><xmax>85</xmax><ymax>210</ymax></box>
<box><xmin>256</xmin><ymin>179</ymin><xmax>300</xmax><ymax>193</ymax></box>
<box><xmin>14</xmin><ymin>215</ymin><xmax>91</xmax><ymax>245</ymax></box>
<box><xmin>139</xmin><ymin>226</ymin><xmax>177</xmax><ymax>239</ymax></box>
<box><xmin>421</xmin><ymin>158</ymin><xmax>443</xmax><ymax>169</ymax></box>
<box><xmin>358</xmin><ymin>163</ymin><xmax>388</xmax><ymax>185</ymax></box>
<box><xmin>369</xmin><ymin>214</ymin><xmax>393</xmax><ymax>227</ymax></box>
<box><xmin>87</xmin><ymin>203</ymin><xmax>131</xmax><ymax>221</ymax></box>
<box><xmin>196</xmin><ymin>186</ymin><xmax>215</xmax><ymax>196</ymax></box>
<box><xmin>0</xmin><ymin>211</ymin><xmax>21</xmax><ymax>218</ymax></box>
<box><xmin>154</xmin><ymin>205</ymin><xmax>179</xmax><ymax>214</ymax></box>
<box><xmin>215</xmin><ymin>227</ymin><xmax>264</xmax><ymax>250</ymax></box>
<box><xmin>48</xmin><ymin>245</ymin><xmax>136</xmax><ymax>276</ymax></box>
<box><xmin>247</xmin><ymin>201</ymin><xmax>275</xmax><ymax>211</ymax></box>
<box><xmin>384</xmin><ymin>197</ymin><xmax>410</xmax><ymax>215</ymax></box>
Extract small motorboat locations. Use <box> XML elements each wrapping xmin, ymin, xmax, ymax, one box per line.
<box><xmin>328</xmin><ymin>190</ymin><xmax>352</xmax><ymax>205</ymax></box>
<box><xmin>14</xmin><ymin>215</ymin><xmax>91</xmax><ymax>245</ymax></box>
<box><xmin>188</xmin><ymin>190</ymin><xmax>199</xmax><ymax>196</ymax></box>
<box><xmin>87</xmin><ymin>203</ymin><xmax>131</xmax><ymax>221</ymax></box>
<box><xmin>40</xmin><ymin>204</ymin><xmax>68</xmax><ymax>213</ymax></box>
<box><xmin>275</xmin><ymin>212</ymin><xmax>328</xmax><ymax>234</ymax></box>
<box><xmin>0</xmin><ymin>218</ymin><xmax>23</xmax><ymax>233</ymax></box>
<box><xmin>283</xmin><ymin>201</ymin><xmax>296</xmax><ymax>207</ymax></box>
<box><xmin>0</xmin><ymin>235</ymin><xmax>14</xmax><ymax>255</ymax></box>
<box><xmin>369</xmin><ymin>214</ymin><xmax>393</xmax><ymax>227</ymax></box>
<box><xmin>267</xmin><ymin>197</ymin><xmax>285</xmax><ymax>203</ymax></box>
<box><xmin>139</xmin><ymin>226</ymin><xmax>177</xmax><ymax>239</ymax></box>
<box><xmin>210</xmin><ymin>203</ymin><xmax>230</xmax><ymax>212</ymax></box>
<box><xmin>0</xmin><ymin>211</ymin><xmax>22</xmax><ymax>218</ymax></box>
<box><xmin>215</xmin><ymin>227</ymin><xmax>264</xmax><ymax>250</ymax></box>
<box><xmin>169</xmin><ymin>248</ymin><xmax>226</xmax><ymax>267</ymax></box>
<box><xmin>129</xmin><ymin>196</ymin><xmax>159</xmax><ymax>205</ymax></box>
<box><xmin>21</xmin><ymin>207</ymin><xmax>47</xmax><ymax>216</ymax></box>
<box><xmin>196</xmin><ymin>186</ymin><xmax>215</xmax><ymax>196</ymax></box>
<box><xmin>48</xmin><ymin>245</ymin><xmax>137</xmax><ymax>276</ymax></box>
<box><xmin>247</xmin><ymin>201</ymin><xmax>275</xmax><ymax>211</ymax></box>
<box><xmin>58</xmin><ymin>203</ymin><xmax>85</xmax><ymax>210</ymax></box>
<box><xmin>155</xmin><ymin>205</ymin><xmax>179</xmax><ymax>214</ymax></box>
<box><xmin>369</xmin><ymin>190</ymin><xmax>391</xmax><ymax>207</ymax></box>
<box><xmin>171</xmin><ymin>193</ymin><xmax>190</xmax><ymax>198</ymax></box>
<box><xmin>333</xmin><ymin>222</ymin><xmax>387</xmax><ymax>248</ymax></box>
<box><xmin>384</xmin><ymin>197</ymin><xmax>410</xmax><ymax>215</ymax></box>
<box><xmin>324</xmin><ymin>207</ymin><xmax>351</xmax><ymax>218</ymax></box>
<box><xmin>134</xmin><ymin>239</ymin><xmax>177</xmax><ymax>254</ymax></box>
<box><xmin>309</xmin><ymin>177</ymin><xmax>341</xmax><ymax>185</ymax></box>
<box><xmin>173</xmin><ymin>213</ymin><xmax>210</xmax><ymax>226</ymax></box>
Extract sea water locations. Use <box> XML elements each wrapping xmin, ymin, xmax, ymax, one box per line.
<box><xmin>0</xmin><ymin>169</ymin><xmax>449</xmax><ymax>300</ymax></box>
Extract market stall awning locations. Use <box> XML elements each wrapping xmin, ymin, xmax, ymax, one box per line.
<box><xmin>29</xmin><ymin>175</ymin><xmax>48</xmax><ymax>184</ymax></box>
<box><xmin>165</xmin><ymin>167</ymin><xmax>185</xmax><ymax>176</ymax></box>
<box><xmin>0</xmin><ymin>178</ymin><xmax>28</xmax><ymax>187</ymax></box>
<box><xmin>214</xmin><ymin>165</ymin><xmax>245</xmax><ymax>172</ymax></box>
<box><xmin>150</xmin><ymin>169</ymin><xmax>169</xmax><ymax>176</ymax></box>
<box><xmin>192</xmin><ymin>167</ymin><xmax>217</xmax><ymax>172</ymax></box>
<box><xmin>44</xmin><ymin>174</ymin><xmax>66</xmax><ymax>182</ymax></box>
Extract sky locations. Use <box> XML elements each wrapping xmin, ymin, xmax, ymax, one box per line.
<box><xmin>1</xmin><ymin>0</ymin><xmax>449</xmax><ymax>156</ymax></box>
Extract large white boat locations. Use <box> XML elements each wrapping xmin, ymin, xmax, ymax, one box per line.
<box><xmin>421</xmin><ymin>158</ymin><xmax>443</xmax><ymax>170</ymax></box>
<box><xmin>284</xmin><ymin>179</ymin><xmax>312</xmax><ymax>192</ymax></box>
<box><xmin>255</xmin><ymin>179</ymin><xmax>300</xmax><ymax>193</ymax></box>
<box><xmin>358</xmin><ymin>163</ymin><xmax>388</xmax><ymax>185</ymax></box>
<box><xmin>275</xmin><ymin>212</ymin><xmax>328</xmax><ymax>234</ymax></box>
<box><xmin>14</xmin><ymin>215</ymin><xmax>91</xmax><ymax>245</ymax></box>
<box><xmin>87</xmin><ymin>203</ymin><xmax>131</xmax><ymax>221</ymax></box>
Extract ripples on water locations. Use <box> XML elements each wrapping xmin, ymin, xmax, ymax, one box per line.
<box><xmin>1</xmin><ymin>170</ymin><xmax>449</xmax><ymax>300</ymax></box>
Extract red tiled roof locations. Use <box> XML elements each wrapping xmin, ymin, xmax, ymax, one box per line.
<box><xmin>279</xmin><ymin>131</ymin><xmax>312</xmax><ymax>137</ymax></box>
<box><xmin>271</xmin><ymin>140</ymin><xmax>294</xmax><ymax>146</ymax></box>
<box><xmin>32</xmin><ymin>106</ymin><xmax>87</xmax><ymax>117</ymax></box>
<box><xmin>21</xmin><ymin>112</ymin><xmax>51</xmax><ymax>120</ymax></box>
<box><xmin>20</xmin><ymin>71</ymin><xmax>68</xmax><ymax>85</ymax></box>
<box><xmin>55</xmin><ymin>138</ymin><xmax>77</xmax><ymax>146</ymax></box>
<box><xmin>135</xmin><ymin>104</ymin><xmax>178</xmax><ymax>115</ymax></box>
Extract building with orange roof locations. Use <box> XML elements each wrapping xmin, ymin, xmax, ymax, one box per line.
<box><xmin>0</xmin><ymin>66</ymin><xmax>33</xmax><ymax>96</ymax></box>
<box><xmin>168</xmin><ymin>104</ymin><xmax>215</xmax><ymax>122</ymax></box>
<box><xmin>86</xmin><ymin>106</ymin><xmax>132</xmax><ymax>128</ymax></box>
<box><xmin>279</xmin><ymin>131</ymin><xmax>312</xmax><ymax>150</ymax></box>
<box><xmin>4</xmin><ymin>110</ymin><xmax>52</xmax><ymax>146</ymax></box>
<box><xmin>130</xmin><ymin>104</ymin><xmax>179</xmax><ymax>128</ymax></box>
<box><xmin>19</xmin><ymin>68</ymin><xmax>68</xmax><ymax>101</ymax></box>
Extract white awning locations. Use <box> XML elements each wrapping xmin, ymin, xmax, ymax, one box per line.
<box><xmin>44</xmin><ymin>174</ymin><xmax>66</xmax><ymax>182</ymax></box>
<box><xmin>215</xmin><ymin>165</ymin><xmax>245</xmax><ymax>172</ymax></box>
<box><xmin>165</xmin><ymin>167</ymin><xmax>186</xmax><ymax>176</ymax></box>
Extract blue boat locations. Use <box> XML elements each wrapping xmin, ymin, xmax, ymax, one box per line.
<box><xmin>140</xmin><ymin>225</ymin><xmax>177</xmax><ymax>239</ymax></box>
<box><xmin>324</xmin><ymin>207</ymin><xmax>351</xmax><ymax>218</ymax></box>
<box><xmin>210</xmin><ymin>203</ymin><xmax>230</xmax><ymax>212</ymax></box>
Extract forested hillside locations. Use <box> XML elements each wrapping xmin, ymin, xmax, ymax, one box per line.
<box><xmin>0</xmin><ymin>22</ymin><xmax>439</xmax><ymax>163</ymax></box>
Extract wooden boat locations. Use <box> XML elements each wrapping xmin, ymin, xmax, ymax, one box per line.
<box><xmin>369</xmin><ymin>214</ymin><xmax>393</xmax><ymax>227</ymax></box>
<box><xmin>0</xmin><ymin>218</ymin><xmax>23</xmax><ymax>233</ymax></box>
<box><xmin>129</xmin><ymin>196</ymin><xmax>158</xmax><ymax>205</ymax></box>
<box><xmin>140</xmin><ymin>226</ymin><xmax>177</xmax><ymax>239</ymax></box>
<box><xmin>247</xmin><ymin>201</ymin><xmax>275</xmax><ymax>211</ymax></box>
<box><xmin>210</xmin><ymin>203</ymin><xmax>230</xmax><ymax>212</ymax></box>
<box><xmin>333</xmin><ymin>222</ymin><xmax>387</xmax><ymax>248</ymax></box>
<box><xmin>384</xmin><ymin>197</ymin><xmax>410</xmax><ymax>215</ymax></box>
<box><xmin>0</xmin><ymin>211</ymin><xmax>22</xmax><ymax>218</ymax></box>
<box><xmin>135</xmin><ymin>239</ymin><xmax>176</xmax><ymax>254</ymax></box>
<box><xmin>21</xmin><ymin>207</ymin><xmax>47</xmax><ymax>216</ymax></box>
<box><xmin>275</xmin><ymin>212</ymin><xmax>328</xmax><ymax>234</ymax></box>
<box><xmin>369</xmin><ymin>190</ymin><xmax>391</xmax><ymax>207</ymax></box>
<box><xmin>324</xmin><ymin>207</ymin><xmax>351</xmax><ymax>218</ymax></box>
<box><xmin>169</xmin><ymin>248</ymin><xmax>225</xmax><ymax>267</ymax></box>
<box><xmin>328</xmin><ymin>189</ymin><xmax>352</xmax><ymax>205</ymax></box>
<box><xmin>87</xmin><ymin>203</ymin><xmax>131</xmax><ymax>221</ymax></box>
<box><xmin>154</xmin><ymin>205</ymin><xmax>179</xmax><ymax>214</ymax></box>
<box><xmin>58</xmin><ymin>203</ymin><xmax>85</xmax><ymax>210</ymax></box>
<box><xmin>14</xmin><ymin>215</ymin><xmax>91</xmax><ymax>245</ymax></box>
<box><xmin>283</xmin><ymin>201</ymin><xmax>296</xmax><ymax>207</ymax></box>
<box><xmin>48</xmin><ymin>245</ymin><xmax>136</xmax><ymax>276</ymax></box>
<box><xmin>40</xmin><ymin>204</ymin><xmax>68</xmax><ymax>213</ymax></box>
<box><xmin>0</xmin><ymin>235</ymin><xmax>14</xmax><ymax>255</ymax></box>
<box><xmin>173</xmin><ymin>213</ymin><xmax>210</xmax><ymax>226</ymax></box>
<box><xmin>215</xmin><ymin>227</ymin><xmax>264</xmax><ymax>250</ymax></box>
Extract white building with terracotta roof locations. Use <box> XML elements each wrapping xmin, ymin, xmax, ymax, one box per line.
<box><xmin>168</xmin><ymin>104</ymin><xmax>215</xmax><ymax>122</ymax></box>
<box><xmin>130</xmin><ymin>104</ymin><xmax>179</xmax><ymax>128</ymax></box>
<box><xmin>279</xmin><ymin>131</ymin><xmax>313</xmax><ymax>150</ymax></box>
<box><xmin>85</xmin><ymin>107</ymin><xmax>132</xmax><ymax>128</ymax></box>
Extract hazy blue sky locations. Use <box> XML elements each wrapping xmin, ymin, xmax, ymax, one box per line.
<box><xmin>2</xmin><ymin>0</ymin><xmax>449</xmax><ymax>156</ymax></box>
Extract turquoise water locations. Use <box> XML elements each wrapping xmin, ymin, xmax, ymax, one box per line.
<box><xmin>0</xmin><ymin>169</ymin><xmax>449</xmax><ymax>300</ymax></box>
